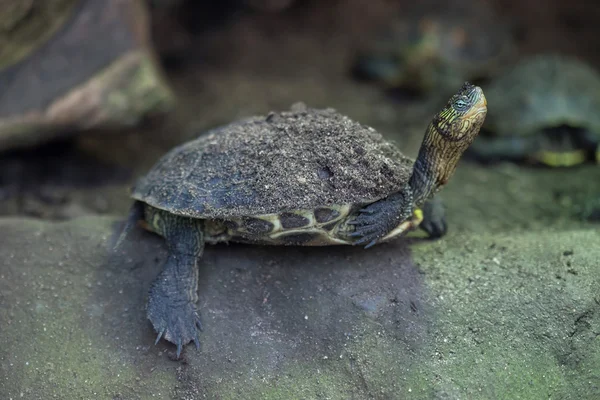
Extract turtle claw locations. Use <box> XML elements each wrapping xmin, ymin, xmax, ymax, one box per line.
<box><xmin>154</xmin><ymin>328</ymin><xmax>165</xmax><ymax>345</ymax></box>
<box><xmin>147</xmin><ymin>282</ymin><xmax>203</xmax><ymax>357</ymax></box>
<box><xmin>193</xmin><ymin>333</ymin><xmax>201</xmax><ymax>350</ymax></box>
<box><xmin>348</xmin><ymin>216</ymin><xmax>387</xmax><ymax>247</ymax></box>
<box><xmin>364</xmin><ymin>239</ymin><xmax>378</xmax><ymax>249</ymax></box>
<box><xmin>348</xmin><ymin>230</ymin><xmax>380</xmax><ymax>247</ymax></box>
<box><xmin>176</xmin><ymin>339</ymin><xmax>183</xmax><ymax>359</ymax></box>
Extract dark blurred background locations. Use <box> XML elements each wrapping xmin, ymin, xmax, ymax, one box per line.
<box><xmin>0</xmin><ymin>0</ymin><xmax>599</xmax><ymax>223</ymax></box>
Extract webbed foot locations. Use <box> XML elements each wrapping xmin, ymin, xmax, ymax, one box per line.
<box><xmin>142</xmin><ymin>209</ymin><xmax>205</xmax><ymax>358</ymax></box>
<box><xmin>348</xmin><ymin>190</ymin><xmax>413</xmax><ymax>248</ymax></box>
<box><xmin>147</xmin><ymin>274</ymin><xmax>203</xmax><ymax>358</ymax></box>
<box><xmin>420</xmin><ymin>197</ymin><xmax>447</xmax><ymax>238</ymax></box>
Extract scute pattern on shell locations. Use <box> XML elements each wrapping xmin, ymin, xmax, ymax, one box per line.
<box><xmin>132</xmin><ymin>104</ymin><xmax>414</xmax><ymax>219</ymax></box>
<box><xmin>484</xmin><ymin>54</ymin><xmax>600</xmax><ymax>137</ymax></box>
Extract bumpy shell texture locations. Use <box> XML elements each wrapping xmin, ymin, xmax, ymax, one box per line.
<box><xmin>132</xmin><ymin>104</ymin><xmax>414</xmax><ymax>219</ymax></box>
<box><xmin>484</xmin><ymin>54</ymin><xmax>600</xmax><ymax>137</ymax></box>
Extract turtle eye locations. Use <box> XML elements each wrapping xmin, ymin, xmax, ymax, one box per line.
<box><xmin>453</xmin><ymin>97</ymin><xmax>469</xmax><ymax>111</ymax></box>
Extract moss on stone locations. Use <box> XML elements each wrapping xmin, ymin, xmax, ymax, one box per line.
<box><xmin>0</xmin><ymin>217</ymin><xmax>177</xmax><ymax>399</ymax></box>
<box><xmin>104</xmin><ymin>53</ymin><xmax>175</xmax><ymax>125</ymax></box>
<box><xmin>410</xmin><ymin>229</ymin><xmax>600</xmax><ymax>399</ymax></box>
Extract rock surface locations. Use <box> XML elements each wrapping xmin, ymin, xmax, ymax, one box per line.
<box><xmin>0</xmin><ymin>216</ymin><xmax>598</xmax><ymax>399</ymax></box>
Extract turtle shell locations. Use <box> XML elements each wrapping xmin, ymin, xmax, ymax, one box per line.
<box><xmin>484</xmin><ymin>54</ymin><xmax>600</xmax><ymax>137</ymax></box>
<box><xmin>132</xmin><ymin>104</ymin><xmax>414</xmax><ymax>219</ymax></box>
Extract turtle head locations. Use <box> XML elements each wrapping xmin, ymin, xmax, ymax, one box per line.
<box><xmin>409</xmin><ymin>82</ymin><xmax>487</xmax><ymax>205</ymax></box>
<box><xmin>433</xmin><ymin>82</ymin><xmax>487</xmax><ymax>143</ymax></box>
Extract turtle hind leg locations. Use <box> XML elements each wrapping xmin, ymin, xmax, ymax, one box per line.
<box><xmin>419</xmin><ymin>196</ymin><xmax>447</xmax><ymax>238</ymax></box>
<box><xmin>146</xmin><ymin>209</ymin><xmax>205</xmax><ymax>358</ymax></box>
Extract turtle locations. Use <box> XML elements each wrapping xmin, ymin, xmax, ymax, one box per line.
<box><xmin>115</xmin><ymin>82</ymin><xmax>487</xmax><ymax>357</ymax></box>
<box><xmin>468</xmin><ymin>54</ymin><xmax>600</xmax><ymax>167</ymax></box>
<box><xmin>352</xmin><ymin>0</ymin><xmax>515</xmax><ymax>95</ymax></box>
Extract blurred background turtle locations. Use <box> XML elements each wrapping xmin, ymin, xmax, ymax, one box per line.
<box><xmin>468</xmin><ymin>54</ymin><xmax>600</xmax><ymax>167</ymax></box>
<box><xmin>352</xmin><ymin>0</ymin><xmax>517</xmax><ymax>97</ymax></box>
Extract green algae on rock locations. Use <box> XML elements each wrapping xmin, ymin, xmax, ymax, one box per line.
<box><xmin>1</xmin><ymin>216</ymin><xmax>599</xmax><ymax>399</ymax></box>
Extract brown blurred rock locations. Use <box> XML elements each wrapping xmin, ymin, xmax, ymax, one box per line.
<box><xmin>147</xmin><ymin>0</ymin><xmax>296</xmax><ymax>12</ymax></box>
<box><xmin>0</xmin><ymin>0</ymin><xmax>174</xmax><ymax>151</ymax></box>
<box><xmin>0</xmin><ymin>0</ymin><xmax>78</xmax><ymax>69</ymax></box>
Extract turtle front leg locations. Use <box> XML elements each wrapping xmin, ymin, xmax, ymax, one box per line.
<box><xmin>145</xmin><ymin>208</ymin><xmax>205</xmax><ymax>357</ymax></box>
<box><xmin>347</xmin><ymin>187</ymin><xmax>414</xmax><ymax>248</ymax></box>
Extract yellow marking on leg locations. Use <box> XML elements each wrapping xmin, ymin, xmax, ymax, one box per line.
<box><xmin>413</xmin><ymin>208</ymin><xmax>424</xmax><ymax>222</ymax></box>
<box><xmin>534</xmin><ymin>150</ymin><xmax>587</xmax><ymax>167</ymax></box>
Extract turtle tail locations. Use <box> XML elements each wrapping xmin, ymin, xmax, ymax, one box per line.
<box><xmin>111</xmin><ymin>201</ymin><xmax>144</xmax><ymax>252</ymax></box>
